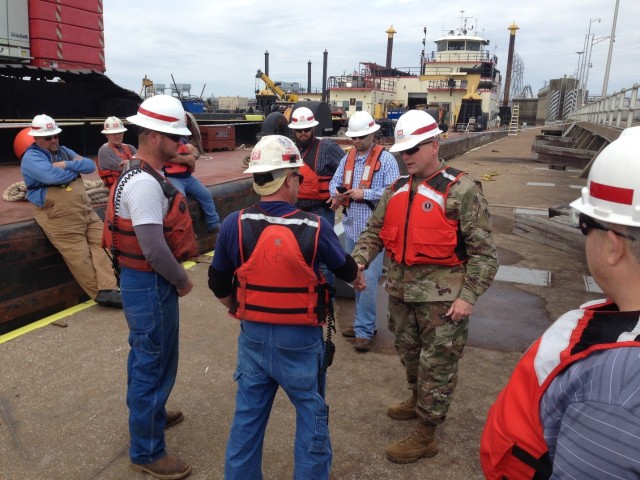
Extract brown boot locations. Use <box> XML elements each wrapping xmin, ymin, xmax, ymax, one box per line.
<box><xmin>165</xmin><ymin>409</ymin><xmax>184</xmax><ymax>429</ymax></box>
<box><xmin>387</xmin><ymin>390</ymin><xmax>418</xmax><ymax>420</ymax></box>
<box><xmin>131</xmin><ymin>453</ymin><xmax>192</xmax><ymax>479</ymax></box>
<box><xmin>385</xmin><ymin>422</ymin><xmax>438</xmax><ymax>464</ymax></box>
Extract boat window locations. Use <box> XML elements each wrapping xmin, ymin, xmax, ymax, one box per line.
<box><xmin>448</xmin><ymin>41</ymin><xmax>465</xmax><ymax>51</ymax></box>
<box><xmin>467</xmin><ymin>41</ymin><xmax>481</xmax><ymax>51</ymax></box>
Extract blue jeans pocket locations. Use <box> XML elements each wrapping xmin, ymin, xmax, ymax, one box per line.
<box><xmin>277</xmin><ymin>340</ymin><xmax>321</xmax><ymax>391</ymax></box>
<box><xmin>237</xmin><ymin>327</ymin><xmax>265</xmax><ymax>376</ymax></box>
<box><xmin>309</xmin><ymin>396</ymin><xmax>331</xmax><ymax>454</ymax></box>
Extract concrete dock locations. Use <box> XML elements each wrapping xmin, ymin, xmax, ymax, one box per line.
<box><xmin>0</xmin><ymin>127</ymin><xmax>602</xmax><ymax>479</ymax></box>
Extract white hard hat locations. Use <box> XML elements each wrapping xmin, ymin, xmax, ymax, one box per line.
<box><xmin>28</xmin><ymin>114</ymin><xmax>62</xmax><ymax>137</ymax></box>
<box><xmin>101</xmin><ymin>116</ymin><xmax>127</xmax><ymax>134</ymax></box>
<box><xmin>389</xmin><ymin>110</ymin><xmax>442</xmax><ymax>153</ymax></box>
<box><xmin>289</xmin><ymin>107</ymin><xmax>319</xmax><ymax>129</ymax></box>
<box><xmin>244</xmin><ymin>135</ymin><xmax>303</xmax><ymax>174</ymax></box>
<box><xmin>126</xmin><ymin>95</ymin><xmax>191</xmax><ymax>136</ymax></box>
<box><xmin>345</xmin><ymin>111</ymin><xmax>380</xmax><ymax>137</ymax></box>
<box><xmin>570</xmin><ymin>126</ymin><xmax>640</xmax><ymax>227</ymax></box>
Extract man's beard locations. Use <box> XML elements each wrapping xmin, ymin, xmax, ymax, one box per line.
<box><xmin>295</xmin><ymin>133</ymin><xmax>314</xmax><ymax>149</ymax></box>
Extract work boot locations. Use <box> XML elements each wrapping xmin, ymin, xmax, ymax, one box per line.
<box><xmin>341</xmin><ymin>326</ymin><xmax>377</xmax><ymax>338</ymax></box>
<box><xmin>165</xmin><ymin>409</ymin><xmax>184</xmax><ymax>429</ymax></box>
<box><xmin>94</xmin><ymin>290</ymin><xmax>123</xmax><ymax>309</ymax></box>
<box><xmin>131</xmin><ymin>453</ymin><xmax>191</xmax><ymax>479</ymax></box>
<box><xmin>385</xmin><ymin>422</ymin><xmax>438</xmax><ymax>464</ymax></box>
<box><xmin>387</xmin><ymin>389</ymin><xmax>418</xmax><ymax>420</ymax></box>
<box><xmin>354</xmin><ymin>337</ymin><xmax>372</xmax><ymax>352</ymax></box>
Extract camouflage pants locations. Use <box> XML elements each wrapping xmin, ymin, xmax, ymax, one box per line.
<box><xmin>387</xmin><ymin>295</ymin><xmax>469</xmax><ymax>425</ymax></box>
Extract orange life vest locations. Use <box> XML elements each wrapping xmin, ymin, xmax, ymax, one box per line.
<box><xmin>298</xmin><ymin>139</ymin><xmax>331</xmax><ymax>201</ymax></box>
<box><xmin>163</xmin><ymin>143</ymin><xmax>189</xmax><ymax>176</ymax></box>
<box><xmin>480</xmin><ymin>299</ymin><xmax>640</xmax><ymax>480</ymax></box>
<box><xmin>229</xmin><ymin>205</ymin><xmax>331</xmax><ymax>326</ymax></box>
<box><xmin>340</xmin><ymin>144</ymin><xmax>384</xmax><ymax>207</ymax></box>
<box><xmin>98</xmin><ymin>143</ymin><xmax>133</xmax><ymax>187</ymax></box>
<box><xmin>102</xmin><ymin>159</ymin><xmax>198</xmax><ymax>272</ymax></box>
<box><xmin>379</xmin><ymin>167</ymin><xmax>467</xmax><ymax>266</ymax></box>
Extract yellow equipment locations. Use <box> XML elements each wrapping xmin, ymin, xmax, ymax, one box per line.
<box><xmin>255</xmin><ymin>69</ymin><xmax>298</xmax><ymax>103</ymax></box>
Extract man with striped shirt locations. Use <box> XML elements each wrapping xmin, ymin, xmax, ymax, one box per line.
<box><xmin>481</xmin><ymin>126</ymin><xmax>640</xmax><ymax>479</ymax></box>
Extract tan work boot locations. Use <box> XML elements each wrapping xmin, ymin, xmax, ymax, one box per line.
<box><xmin>385</xmin><ymin>422</ymin><xmax>438</xmax><ymax>464</ymax></box>
<box><xmin>387</xmin><ymin>389</ymin><xmax>418</xmax><ymax>420</ymax></box>
<box><xmin>131</xmin><ymin>453</ymin><xmax>192</xmax><ymax>479</ymax></box>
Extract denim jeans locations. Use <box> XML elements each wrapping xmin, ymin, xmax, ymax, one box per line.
<box><xmin>225</xmin><ymin>321</ymin><xmax>332</xmax><ymax>480</ymax></box>
<box><xmin>168</xmin><ymin>175</ymin><xmax>221</xmax><ymax>229</ymax></box>
<box><xmin>121</xmin><ymin>267</ymin><xmax>180</xmax><ymax>464</ymax></box>
<box><xmin>344</xmin><ymin>236</ymin><xmax>384</xmax><ymax>339</ymax></box>
<box><xmin>301</xmin><ymin>204</ymin><xmax>336</xmax><ymax>287</ymax></box>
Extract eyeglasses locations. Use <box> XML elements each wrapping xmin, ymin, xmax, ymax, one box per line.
<box><xmin>292</xmin><ymin>172</ymin><xmax>305</xmax><ymax>183</ymax></box>
<box><xmin>295</xmin><ymin>128</ymin><xmax>313</xmax><ymax>133</ymax></box>
<box><xmin>156</xmin><ymin>131</ymin><xmax>182</xmax><ymax>143</ymax></box>
<box><xmin>578</xmin><ymin>213</ymin><xmax>637</xmax><ymax>241</ymax></box>
<box><xmin>43</xmin><ymin>135</ymin><xmax>59</xmax><ymax>141</ymax></box>
<box><xmin>403</xmin><ymin>140</ymin><xmax>435</xmax><ymax>156</ymax></box>
<box><xmin>352</xmin><ymin>134</ymin><xmax>369</xmax><ymax>140</ymax></box>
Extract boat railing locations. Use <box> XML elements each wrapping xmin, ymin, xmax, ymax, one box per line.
<box><xmin>425</xmin><ymin>51</ymin><xmax>497</xmax><ymax>64</ymax></box>
<box><xmin>327</xmin><ymin>75</ymin><xmax>397</xmax><ymax>93</ymax></box>
<box><xmin>428</xmin><ymin>79</ymin><xmax>468</xmax><ymax>90</ymax></box>
<box><xmin>567</xmin><ymin>83</ymin><xmax>640</xmax><ymax>128</ymax></box>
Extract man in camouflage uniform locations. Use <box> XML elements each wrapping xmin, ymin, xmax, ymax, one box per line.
<box><xmin>351</xmin><ymin>110</ymin><xmax>497</xmax><ymax>463</ymax></box>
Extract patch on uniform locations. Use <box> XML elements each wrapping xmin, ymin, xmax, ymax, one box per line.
<box><xmin>422</xmin><ymin>201</ymin><xmax>433</xmax><ymax>212</ymax></box>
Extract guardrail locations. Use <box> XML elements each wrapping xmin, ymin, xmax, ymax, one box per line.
<box><xmin>568</xmin><ymin>84</ymin><xmax>640</xmax><ymax>128</ymax></box>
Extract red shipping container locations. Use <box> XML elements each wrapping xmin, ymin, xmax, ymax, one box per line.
<box><xmin>28</xmin><ymin>0</ymin><xmax>104</xmax><ymax>31</ymax></box>
<box><xmin>40</xmin><ymin>0</ymin><xmax>104</xmax><ymax>14</ymax></box>
<box><xmin>30</xmin><ymin>39</ymin><xmax>105</xmax><ymax>72</ymax></box>
<box><xmin>201</xmin><ymin>126</ymin><xmax>236</xmax><ymax>151</ymax></box>
<box><xmin>30</xmin><ymin>58</ymin><xmax>105</xmax><ymax>72</ymax></box>
<box><xmin>29</xmin><ymin>19</ymin><xmax>104</xmax><ymax>48</ymax></box>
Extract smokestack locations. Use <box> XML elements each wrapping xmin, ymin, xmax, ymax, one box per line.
<box><xmin>308</xmin><ymin>60</ymin><xmax>312</xmax><ymax>94</ymax></box>
<box><xmin>322</xmin><ymin>50</ymin><xmax>328</xmax><ymax>102</ymax></box>
<box><xmin>502</xmin><ymin>22</ymin><xmax>519</xmax><ymax>106</ymax></box>
<box><xmin>385</xmin><ymin>25</ymin><xmax>397</xmax><ymax>69</ymax></box>
<box><xmin>264</xmin><ymin>50</ymin><xmax>269</xmax><ymax>77</ymax></box>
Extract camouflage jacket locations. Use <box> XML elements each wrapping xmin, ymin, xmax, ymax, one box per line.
<box><xmin>351</xmin><ymin>160</ymin><xmax>498</xmax><ymax>304</ymax></box>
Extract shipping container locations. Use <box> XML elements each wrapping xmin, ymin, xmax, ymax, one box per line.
<box><xmin>200</xmin><ymin>125</ymin><xmax>236</xmax><ymax>151</ymax></box>
<box><xmin>28</xmin><ymin>0</ymin><xmax>103</xmax><ymax>31</ymax></box>
<box><xmin>29</xmin><ymin>19</ymin><xmax>104</xmax><ymax>47</ymax></box>
<box><xmin>35</xmin><ymin>0</ymin><xmax>104</xmax><ymax>14</ymax></box>
<box><xmin>0</xmin><ymin>0</ymin><xmax>31</xmax><ymax>61</ymax></box>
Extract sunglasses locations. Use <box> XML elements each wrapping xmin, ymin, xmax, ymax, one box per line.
<box><xmin>157</xmin><ymin>131</ymin><xmax>182</xmax><ymax>143</ymax></box>
<box><xmin>578</xmin><ymin>213</ymin><xmax>637</xmax><ymax>241</ymax></box>
<box><xmin>403</xmin><ymin>140</ymin><xmax>435</xmax><ymax>156</ymax></box>
<box><xmin>43</xmin><ymin>135</ymin><xmax>59</xmax><ymax>141</ymax></box>
<box><xmin>291</xmin><ymin>172</ymin><xmax>305</xmax><ymax>183</ymax></box>
<box><xmin>295</xmin><ymin>128</ymin><xmax>313</xmax><ymax>133</ymax></box>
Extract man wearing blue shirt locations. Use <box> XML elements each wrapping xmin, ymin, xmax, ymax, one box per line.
<box><xmin>329</xmin><ymin>111</ymin><xmax>400</xmax><ymax>352</ymax></box>
<box><xmin>20</xmin><ymin>114</ymin><xmax>121</xmax><ymax>308</ymax></box>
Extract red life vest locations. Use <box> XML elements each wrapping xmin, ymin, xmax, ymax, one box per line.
<box><xmin>98</xmin><ymin>143</ymin><xmax>133</xmax><ymax>187</ymax></box>
<box><xmin>230</xmin><ymin>205</ymin><xmax>331</xmax><ymax>326</ymax></box>
<box><xmin>480</xmin><ymin>299</ymin><xmax>640</xmax><ymax>480</ymax></box>
<box><xmin>163</xmin><ymin>143</ymin><xmax>189</xmax><ymax>175</ymax></box>
<box><xmin>340</xmin><ymin>144</ymin><xmax>384</xmax><ymax>207</ymax></box>
<box><xmin>298</xmin><ymin>139</ymin><xmax>331</xmax><ymax>201</ymax></box>
<box><xmin>102</xmin><ymin>159</ymin><xmax>198</xmax><ymax>272</ymax></box>
<box><xmin>379</xmin><ymin>167</ymin><xmax>467</xmax><ymax>266</ymax></box>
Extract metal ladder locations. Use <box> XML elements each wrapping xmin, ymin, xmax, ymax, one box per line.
<box><xmin>508</xmin><ymin>103</ymin><xmax>520</xmax><ymax>136</ymax></box>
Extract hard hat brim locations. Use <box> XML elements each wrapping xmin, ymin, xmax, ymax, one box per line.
<box><xmin>345</xmin><ymin>123</ymin><xmax>381</xmax><ymax>137</ymax></box>
<box><xmin>126</xmin><ymin>114</ymin><xmax>191</xmax><ymax>136</ymax></box>
<box><xmin>101</xmin><ymin>127</ymin><xmax>128</xmax><ymax>134</ymax></box>
<box><xmin>389</xmin><ymin>128</ymin><xmax>443</xmax><ymax>153</ymax></box>
<box><xmin>289</xmin><ymin>120</ymin><xmax>319</xmax><ymax>129</ymax></box>
<box><xmin>29</xmin><ymin>126</ymin><xmax>62</xmax><ymax>137</ymax></box>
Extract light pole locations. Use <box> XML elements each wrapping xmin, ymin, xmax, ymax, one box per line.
<box><xmin>575</xmin><ymin>51</ymin><xmax>584</xmax><ymax>108</ymax></box>
<box><xmin>580</xmin><ymin>18</ymin><xmax>601</xmax><ymax>98</ymax></box>
<box><xmin>584</xmin><ymin>35</ymin><xmax>609</xmax><ymax>99</ymax></box>
<box><xmin>602</xmin><ymin>0</ymin><xmax>620</xmax><ymax>97</ymax></box>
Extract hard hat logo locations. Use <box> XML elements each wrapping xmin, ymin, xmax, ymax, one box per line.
<box><xmin>390</xmin><ymin>110</ymin><xmax>442</xmax><ymax>153</ymax></box>
<box><xmin>244</xmin><ymin>135</ymin><xmax>304</xmax><ymax>174</ymax></box>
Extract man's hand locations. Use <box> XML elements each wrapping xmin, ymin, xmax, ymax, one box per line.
<box><xmin>347</xmin><ymin>188</ymin><xmax>365</xmax><ymax>201</ymax></box>
<box><xmin>352</xmin><ymin>263</ymin><xmax>367</xmax><ymax>291</ymax></box>
<box><xmin>329</xmin><ymin>196</ymin><xmax>343</xmax><ymax>211</ymax></box>
<box><xmin>445</xmin><ymin>298</ymin><xmax>474</xmax><ymax>323</ymax></box>
<box><xmin>177</xmin><ymin>278</ymin><xmax>194</xmax><ymax>297</ymax></box>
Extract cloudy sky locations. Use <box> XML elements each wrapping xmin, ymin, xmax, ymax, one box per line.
<box><xmin>103</xmin><ymin>0</ymin><xmax>639</xmax><ymax>101</ymax></box>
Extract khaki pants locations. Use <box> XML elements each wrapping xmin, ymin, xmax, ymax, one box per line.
<box><xmin>32</xmin><ymin>178</ymin><xmax>117</xmax><ymax>298</ymax></box>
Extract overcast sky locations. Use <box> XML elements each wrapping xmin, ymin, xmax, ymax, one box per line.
<box><xmin>103</xmin><ymin>1</ymin><xmax>639</xmax><ymax>101</ymax></box>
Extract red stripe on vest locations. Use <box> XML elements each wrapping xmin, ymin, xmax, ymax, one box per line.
<box><xmin>590</xmin><ymin>181</ymin><xmax>634</xmax><ymax>205</ymax></box>
<box><xmin>138</xmin><ymin>107</ymin><xmax>179</xmax><ymax>123</ymax></box>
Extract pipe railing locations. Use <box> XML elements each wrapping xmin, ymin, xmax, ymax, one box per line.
<box><xmin>568</xmin><ymin>83</ymin><xmax>640</xmax><ymax>128</ymax></box>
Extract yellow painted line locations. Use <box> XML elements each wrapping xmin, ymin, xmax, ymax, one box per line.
<box><xmin>0</xmin><ymin>299</ymin><xmax>96</xmax><ymax>345</ymax></box>
<box><xmin>0</xmin><ymin>250</ymin><xmax>215</xmax><ymax>345</ymax></box>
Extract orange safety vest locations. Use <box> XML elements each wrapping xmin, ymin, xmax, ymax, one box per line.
<box><xmin>480</xmin><ymin>299</ymin><xmax>640</xmax><ymax>480</ymax></box>
<box><xmin>102</xmin><ymin>159</ymin><xmax>198</xmax><ymax>272</ymax></box>
<box><xmin>298</xmin><ymin>139</ymin><xmax>331</xmax><ymax>201</ymax></box>
<box><xmin>340</xmin><ymin>144</ymin><xmax>384</xmax><ymax>207</ymax></box>
<box><xmin>379</xmin><ymin>167</ymin><xmax>467</xmax><ymax>266</ymax></box>
<box><xmin>163</xmin><ymin>143</ymin><xmax>189</xmax><ymax>176</ymax></box>
<box><xmin>229</xmin><ymin>205</ymin><xmax>331</xmax><ymax>326</ymax></box>
<box><xmin>98</xmin><ymin>143</ymin><xmax>133</xmax><ymax>188</ymax></box>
